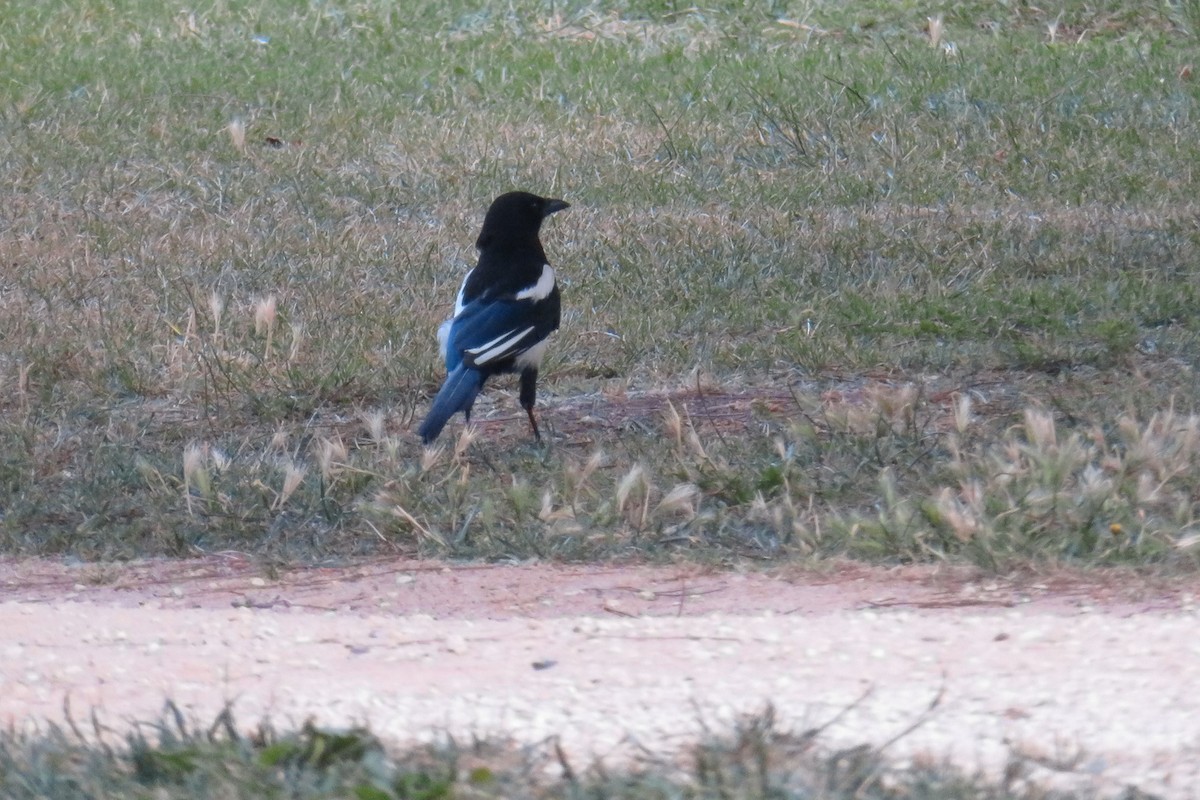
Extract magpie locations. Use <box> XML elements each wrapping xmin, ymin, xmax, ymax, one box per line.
<box><xmin>418</xmin><ymin>191</ymin><xmax>570</xmax><ymax>445</ymax></box>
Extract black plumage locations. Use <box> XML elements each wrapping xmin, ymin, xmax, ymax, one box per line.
<box><xmin>418</xmin><ymin>191</ymin><xmax>570</xmax><ymax>445</ymax></box>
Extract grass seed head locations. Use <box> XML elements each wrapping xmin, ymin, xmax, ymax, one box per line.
<box><xmin>228</xmin><ymin>117</ymin><xmax>246</xmax><ymax>152</ymax></box>
<box><xmin>317</xmin><ymin>437</ymin><xmax>348</xmax><ymax>483</ymax></box>
<box><xmin>254</xmin><ymin>295</ymin><xmax>277</xmax><ymax>337</ymax></box>
<box><xmin>583</xmin><ymin>449</ymin><xmax>606</xmax><ymax>481</ymax></box>
<box><xmin>269</xmin><ymin>428</ymin><xmax>289</xmax><ymax>452</ymax></box>
<box><xmin>453</xmin><ymin>425</ymin><xmax>478</xmax><ymax>458</ymax></box>
<box><xmin>182</xmin><ymin>443</ymin><xmax>212</xmax><ymax>512</ymax></box>
<box><xmin>1023</xmin><ymin>408</ymin><xmax>1057</xmax><ymax>451</ymax></box>
<box><xmin>276</xmin><ymin>461</ymin><xmax>307</xmax><ymax>509</ymax></box>
<box><xmin>361</xmin><ymin>410</ymin><xmax>387</xmax><ymax>443</ymax></box>
<box><xmin>616</xmin><ymin>464</ymin><xmax>646</xmax><ymax>515</ymax></box>
<box><xmin>539</xmin><ymin>490</ymin><xmax>574</xmax><ymax>522</ymax></box>
<box><xmin>288</xmin><ymin>320</ymin><xmax>304</xmax><ymax>363</ymax></box>
<box><xmin>420</xmin><ymin>444</ymin><xmax>443</xmax><ymax>472</ymax></box>
<box><xmin>953</xmin><ymin>392</ymin><xmax>973</xmax><ymax>435</ymax></box>
<box><xmin>927</xmin><ymin>15</ymin><xmax>944</xmax><ymax>46</ymax></box>
<box><xmin>209</xmin><ymin>291</ymin><xmax>224</xmax><ymax>335</ymax></box>
<box><xmin>935</xmin><ymin>487</ymin><xmax>979</xmax><ymax>542</ymax></box>
<box><xmin>182</xmin><ymin>443</ymin><xmax>205</xmax><ymax>485</ymax></box>
<box><xmin>655</xmin><ymin>482</ymin><xmax>700</xmax><ymax>520</ymax></box>
<box><xmin>663</xmin><ymin>400</ymin><xmax>684</xmax><ymax>446</ymax></box>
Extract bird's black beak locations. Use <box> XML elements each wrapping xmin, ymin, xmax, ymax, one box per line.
<box><xmin>543</xmin><ymin>198</ymin><xmax>570</xmax><ymax>217</ymax></box>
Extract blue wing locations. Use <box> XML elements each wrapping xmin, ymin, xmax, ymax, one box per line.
<box><xmin>418</xmin><ymin>364</ymin><xmax>485</xmax><ymax>444</ymax></box>
<box><xmin>445</xmin><ymin>296</ymin><xmax>557</xmax><ymax>372</ymax></box>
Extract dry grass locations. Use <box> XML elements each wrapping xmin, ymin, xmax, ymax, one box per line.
<box><xmin>0</xmin><ymin>0</ymin><xmax>1198</xmax><ymax>567</ymax></box>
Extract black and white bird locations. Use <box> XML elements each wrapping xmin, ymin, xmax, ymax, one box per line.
<box><xmin>418</xmin><ymin>191</ymin><xmax>570</xmax><ymax>445</ymax></box>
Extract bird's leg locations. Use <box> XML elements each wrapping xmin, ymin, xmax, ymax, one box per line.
<box><xmin>524</xmin><ymin>407</ymin><xmax>541</xmax><ymax>441</ymax></box>
<box><xmin>519</xmin><ymin>369</ymin><xmax>541</xmax><ymax>441</ymax></box>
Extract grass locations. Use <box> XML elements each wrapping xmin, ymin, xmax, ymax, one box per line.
<box><xmin>0</xmin><ymin>705</ymin><xmax>1127</xmax><ymax>799</ymax></box>
<box><xmin>1</xmin><ymin>0</ymin><xmax>1199</xmax><ymax>567</ymax></box>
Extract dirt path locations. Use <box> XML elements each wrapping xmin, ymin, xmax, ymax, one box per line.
<box><xmin>2</xmin><ymin>557</ymin><xmax>1199</xmax><ymax>797</ymax></box>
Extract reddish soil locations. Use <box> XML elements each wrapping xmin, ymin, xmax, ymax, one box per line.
<box><xmin>2</xmin><ymin>557</ymin><xmax>1199</xmax><ymax>797</ymax></box>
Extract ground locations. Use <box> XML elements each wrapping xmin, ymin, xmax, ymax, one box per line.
<box><xmin>2</xmin><ymin>557</ymin><xmax>1199</xmax><ymax>797</ymax></box>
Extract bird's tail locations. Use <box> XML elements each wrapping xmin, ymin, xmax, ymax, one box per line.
<box><xmin>418</xmin><ymin>365</ymin><xmax>485</xmax><ymax>445</ymax></box>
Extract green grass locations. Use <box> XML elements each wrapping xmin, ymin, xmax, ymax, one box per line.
<box><xmin>0</xmin><ymin>706</ymin><xmax>1121</xmax><ymax>799</ymax></box>
<box><xmin>1</xmin><ymin>0</ymin><xmax>1200</xmax><ymax>567</ymax></box>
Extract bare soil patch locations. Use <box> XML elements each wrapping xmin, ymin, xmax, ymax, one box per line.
<box><xmin>3</xmin><ymin>558</ymin><xmax>1199</xmax><ymax>797</ymax></box>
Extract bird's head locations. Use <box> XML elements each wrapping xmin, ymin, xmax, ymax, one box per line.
<box><xmin>476</xmin><ymin>191</ymin><xmax>569</xmax><ymax>250</ymax></box>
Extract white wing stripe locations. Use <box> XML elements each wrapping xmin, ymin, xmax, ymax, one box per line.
<box><xmin>514</xmin><ymin>265</ymin><xmax>555</xmax><ymax>301</ymax></box>
<box><xmin>469</xmin><ymin>326</ymin><xmax>536</xmax><ymax>365</ymax></box>
<box><xmin>465</xmin><ymin>329</ymin><xmax>518</xmax><ymax>355</ymax></box>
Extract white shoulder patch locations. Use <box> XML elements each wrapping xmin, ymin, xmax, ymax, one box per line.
<box><xmin>515</xmin><ymin>265</ymin><xmax>556</xmax><ymax>301</ymax></box>
<box><xmin>453</xmin><ymin>270</ymin><xmax>473</xmax><ymax>317</ymax></box>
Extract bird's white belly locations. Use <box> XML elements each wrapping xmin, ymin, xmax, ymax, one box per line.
<box><xmin>437</xmin><ymin>318</ymin><xmax>453</xmax><ymax>361</ymax></box>
<box><xmin>514</xmin><ymin>338</ymin><xmax>549</xmax><ymax>369</ymax></box>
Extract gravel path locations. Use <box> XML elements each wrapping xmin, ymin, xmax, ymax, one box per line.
<box><xmin>2</xmin><ymin>558</ymin><xmax>1198</xmax><ymax>797</ymax></box>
